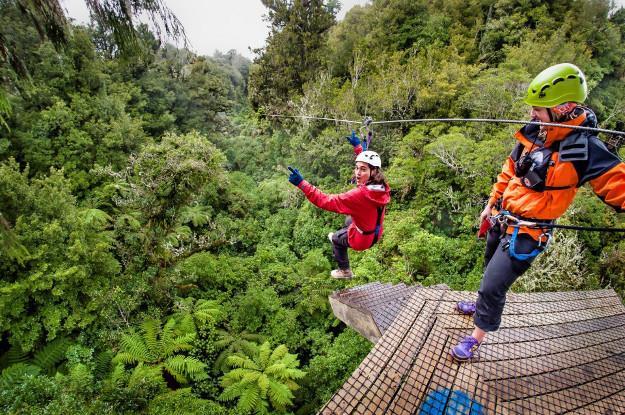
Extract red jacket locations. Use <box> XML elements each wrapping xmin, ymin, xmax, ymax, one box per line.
<box><xmin>297</xmin><ymin>180</ymin><xmax>391</xmax><ymax>251</ymax></box>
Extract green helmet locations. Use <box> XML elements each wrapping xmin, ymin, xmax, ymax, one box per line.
<box><xmin>524</xmin><ymin>63</ymin><xmax>587</xmax><ymax>108</ymax></box>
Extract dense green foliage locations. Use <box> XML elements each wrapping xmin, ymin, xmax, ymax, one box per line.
<box><xmin>1</xmin><ymin>0</ymin><xmax>624</xmax><ymax>413</ymax></box>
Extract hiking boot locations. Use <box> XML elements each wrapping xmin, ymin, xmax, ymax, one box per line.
<box><xmin>328</xmin><ymin>232</ymin><xmax>334</xmax><ymax>243</ymax></box>
<box><xmin>330</xmin><ymin>269</ymin><xmax>353</xmax><ymax>279</ymax></box>
<box><xmin>450</xmin><ymin>336</ymin><xmax>480</xmax><ymax>362</ymax></box>
<box><xmin>456</xmin><ymin>301</ymin><xmax>476</xmax><ymax>315</ymax></box>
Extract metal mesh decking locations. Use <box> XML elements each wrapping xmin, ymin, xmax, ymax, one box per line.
<box><xmin>323</xmin><ymin>285</ymin><xmax>625</xmax><ymax>414</ymax></box>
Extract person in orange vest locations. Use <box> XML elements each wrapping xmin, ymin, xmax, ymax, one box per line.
<box><xmin>451</xmin><ymin>63</ymin><xmax>625</xmax><ymax>362</ymax></box>
<box><xmin>287</xmin><ymin>134</ymin><xmax>390</xmax><ymax>279</ymax></box>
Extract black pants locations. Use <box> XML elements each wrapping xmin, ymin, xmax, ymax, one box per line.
<box><xmin>332</xmin><ymin>217</ymin><xmax>352</xmax><ymax>269</ymax></box>
<box><xmin>474</xmin><ymin>224</ymin><xmax>539</xmax><ymax>332</ymax></box>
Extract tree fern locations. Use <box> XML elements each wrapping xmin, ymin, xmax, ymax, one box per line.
<box><xmin>213</xmin><ymin>329</ymin><xmax>264</xmax><ymax>373</ymax></box>
<box><xmin>218</xmin><ymin>341</ymin><xmax>305</xmax><ymax>414</ymax></box>
<box><xmin>113</xmin><ymin>316</ymin><xmax>202</xmax><ymax>387</ymax></box>
<box><xmin>179</xmin><ymin>205</ymin><xmax>212</xmax><ymax>227</ymax></box>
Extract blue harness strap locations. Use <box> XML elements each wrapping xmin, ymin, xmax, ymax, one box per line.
<box><xmin>496</xmin><ymin>209</ymin><xmax>549</xmax><ymax>261</ymax></box>
<box><xmin>507</xmin><ymin>226</ymin><xmax>545</xmax><ymax>261</ymax></box>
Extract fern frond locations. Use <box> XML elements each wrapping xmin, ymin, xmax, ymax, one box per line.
<box><xmin>117</xmin><ymin>332</ymin><xmax>150</xmax><ymax>363</ymax></box>
<box><xmin>285</xmin><ymin>379</ymin><xmax>301</xmax><ymax>391</ymax></box>
<box><xmin>94</xmin><ymin>350</ymin><xmax>114</xmax><ymax>380</ymax></box>
<box><xmin>264</xmin><ymin>363</ymin><xmax>286</xmax><ymax>377</ymax></box>
<box><xmin>110</xmin><ymin>363</ymin><xmax>127</xmax><ymax>386</ymax></box>
<box><xmin>141</xmin><ymin>319</ymin><xmax>161</xmax><ymax>360</ymax></box>
<box><xmin>280</xmin><ymin>352</ymin><xmax>298</xmax><ymax>368</ymax></box>
<box><xmin>285</xmin><ymin>367</ymin><xmax>306</xmax><ymax>380</ymax></box>
<box><xmin>269</xmin><ymin>344</ymin><xmax>288</xmax><ymax>363</ymax></box>
<box><xmin>225</xmin><ymin>355</ymin><xmax>259</xmax><ymax>370</ymax></box>
<box><xmin>213</xmin><ymin>349</ymin><xmax>231</xmax><ymax>373</ymax></box>
<box><xmin>1</xmin><ymin>364</ymin><xmax>40</xmax><ymax>388</ymax></box>
<box><xmin>218</xmin><ymin>382</ymin><xmax>247</xmax><ymax>401</ymax></box>
<box><xmin>0</xmin><ymin>346</ymin><xmax>29</xmax><ymax>370</ymax></box>
<box><xmin>32</xmin><ymin>337</ymin><xmax>71</xmax><ymax>374</ymax></box>
<box><xmin>179</xmin><ymin>356</ymin><xmax>208</xmax><ymax>381</ymax></box>
<box><xmin>267</xmin><ymin>379</ymin><xmax>294</xmax><ymax>410</ymax></box>
<box><xmin>160</xmin><ymin>318</ymin><xmax>178</xmax><ymax>356</ymax></box>
<box><xmin>176</xmin><ymin>314</ymin><xmax>196</xmax><ymax>334</ymax></box>
<box><xmin>164</xmin><ymin>355</ymin><xmax>208</xmax><ymax>383</ymax></box>
<box><xmin>236</xmin><ymin>384</ymin><xmax>260</xmax><ymax>414</ymax></box>
<box><xmin>194</xmin><ymin>299</ymin><xmax>221</xmax><ymax>322</ymax></box>
<box><xmin>257</xmin><ymin>373</ymin><xmax>269</xmax><ymax>396</ymax></box>
<box><xmin>163</xmin><ymin>355</ymin><xmax>188</xmax><ymax>384</ymax></box>
<box><xmin>241</xmin><ymin>332</ymin><xmax>265</xmax><ymax>343</ymax></box>
<box><xmin>112</xmin><ymin>352</ymin><xmax>138</xmax><ymax>365</ymax></box>
<box><xmin>257</xmin><ymin>342</ymin><xmax>271</xmax><ymax>368</ymax></box>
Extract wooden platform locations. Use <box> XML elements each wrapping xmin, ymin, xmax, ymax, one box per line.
<box><xmin>322</xmin><ymin>286</ymin><xmax>625</xmax><ymax>414</ymax></box>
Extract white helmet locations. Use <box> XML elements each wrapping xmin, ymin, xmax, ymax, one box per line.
<box><xmin>355</xmin><ymin>150</ymin><xmax>382</xmax><ymax>168</ymax></box>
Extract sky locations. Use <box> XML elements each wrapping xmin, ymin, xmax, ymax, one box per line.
<box><xmin>60</xmin><ymin>0</ymin><xmax>370</xmax><ymax>59</ymax></box>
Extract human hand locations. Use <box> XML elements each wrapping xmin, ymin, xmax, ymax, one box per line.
<box><xmin>287</xmin><ymin>166</ymin><xmax>304</xmax><ymax>186</ymax></box>
<box><xmin>479</xmin><ymin>205</ymin><xmax>493</xmax><ymax>223</ymax></box>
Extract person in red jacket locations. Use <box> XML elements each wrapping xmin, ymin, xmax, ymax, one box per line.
<box><xmin>451</xmin><ymin>63</ymin><xmax>625</xmax><ymax>362</ymax></box>
<box><xmin>287</xmin><ymin>148</ymin><xmax>391</xmax><ymax>279</ymax></box>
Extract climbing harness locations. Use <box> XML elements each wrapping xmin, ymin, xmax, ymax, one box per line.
<box><xmin>492</xmin><ymin>209</ymin><xmax>625</xmax><ymax>260</ymax></box>
<box><xmin>495</xmin><ymin>210</ymin><xmax>552</xmax><ymax>261</ymax></box>
<box><xmin>354</xmin><ymin>206</ymin><xmax>384</xmax><ymax>248</ymax></box>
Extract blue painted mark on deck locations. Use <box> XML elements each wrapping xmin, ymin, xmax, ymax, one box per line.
<box><xmin>419</xmin><ymin>388</ymin><xmax>484</xmax><ymax>415</ymax></box>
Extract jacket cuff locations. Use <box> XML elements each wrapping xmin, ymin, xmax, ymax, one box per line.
<box><xmin>297</xmin><ymin>180</ymin><xmax>309</xmax><ymax>190</ymax></box>
<box><xmin>487</xmin><ymin>196</ymin><xmax>498</xmax><ymax>207</ymax></box>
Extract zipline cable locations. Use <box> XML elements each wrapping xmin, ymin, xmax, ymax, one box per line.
<box><xmin>271</xmin><ymin>113</ymin><xmax>625</xmax><ymax>233</ymax></box>
<box><xmin>268</xmin><ymin>114</ymin><xmax>625</xmax><ymax>136</ymax></box>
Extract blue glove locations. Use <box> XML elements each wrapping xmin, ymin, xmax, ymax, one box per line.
<box><xmin>346</xmin><ymin>131</ymin><xmax>361</xmax><ymax>147</ymax></box>
<box><xmin>288</xmin><ymin>166</ymin><xmax>304</xmax><ymax>186</ymax></box>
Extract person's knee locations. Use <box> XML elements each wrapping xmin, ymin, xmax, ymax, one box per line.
<box><xmin>478</xmin><ymin>280</ymin><xmax>506</xmax><ymax>308</ymax></box>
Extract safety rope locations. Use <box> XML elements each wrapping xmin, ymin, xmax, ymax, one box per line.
<box><xmin>500</xmin><ymin>213</ymin><xmax>625</xmax><ymax>233</ymax></box>
<box><xmin>267</xmin><ymin>114</ymin><xmax>625</xmax><ymax>136</ymax></box>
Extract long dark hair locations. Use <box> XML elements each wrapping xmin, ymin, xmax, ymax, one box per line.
<box><xmin>366</xmin><ymin>167</ymin><xmax>387</xmax><ymax>186</ymax></box>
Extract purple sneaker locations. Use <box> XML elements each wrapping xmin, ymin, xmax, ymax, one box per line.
<box><xmin>456</xmin><ymin>301</ymin><xmax>476</xmax><ymax>315</ymax></box>
<box><xmin>450</xmin><ymin>336</ymin><xmax>480</xmax><ymax>362</ymax></box>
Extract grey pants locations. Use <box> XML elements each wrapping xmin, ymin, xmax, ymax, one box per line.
<box><xmin>474</xmin><ymin>224</ymin><xmax>540</xmax><ymax>332</ymax></box>
<box><xmin>332</xmin><ymin>217</ymin><xmax>352</xmax><ymax>269</ymax></box>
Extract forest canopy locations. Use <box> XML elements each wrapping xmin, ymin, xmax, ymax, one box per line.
<box><xmin>1</xmin><ymin>0</ymin><xmax>624</xmax><ymax>413</ymax></box>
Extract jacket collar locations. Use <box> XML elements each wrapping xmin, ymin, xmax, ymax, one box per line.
<box><xmin>514</xmin><ymin>108</ymin><xmax>592</xmax><ymax>148</ymax></box>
